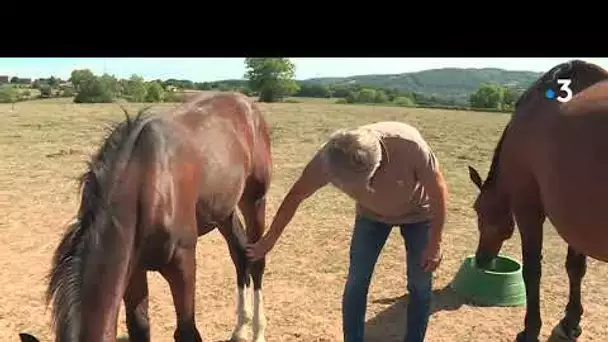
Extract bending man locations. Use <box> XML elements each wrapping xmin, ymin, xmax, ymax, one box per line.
<box><xmin>246</xmin><ymin>121</ymin><xmax>448</xmax><ymax>342</ymax></box>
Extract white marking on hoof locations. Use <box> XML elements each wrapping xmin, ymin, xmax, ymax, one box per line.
<box><xmin>252</xmin><ymin>289</ymin><xmax>267</xmax><ymax>342</ymax></box>
<box><xmin>231</xmin><ymin>284</ymin><xmax>252</xmax><ymax>341</ymax></box>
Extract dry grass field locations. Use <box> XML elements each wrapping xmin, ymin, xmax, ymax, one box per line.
<box><xmin>1</xmin><ymin>98</ymin><xmax>607</xmax><ymax>342</ymax></box>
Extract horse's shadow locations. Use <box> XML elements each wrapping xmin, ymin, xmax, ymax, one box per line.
<box><xmin>364</xmin><ymin>285</ymin><xmax>466</xmax><ymax>341</ymax></box>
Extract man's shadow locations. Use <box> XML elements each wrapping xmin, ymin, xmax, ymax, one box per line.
<box><xmin>364</xmin><ymin>285</ymin><xmax>466</xmax><ymax>341</ymax></box>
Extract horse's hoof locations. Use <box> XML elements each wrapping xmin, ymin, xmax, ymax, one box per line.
<box><xmin>548</xmin><ymin>323</ymin><xmax>582</xmax><ymax>341</ymax></box>
<box><xmin>515</xmin><ymin>331</ymin><xmax>540</xmax><ymax>342</ymax></box>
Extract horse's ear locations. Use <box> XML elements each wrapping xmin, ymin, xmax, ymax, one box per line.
<box><xmin>468</xmin><ymin>165</ymin><xmax>483</xmax><ymax>190</ymax></box>
<box><xmin>19</xmin><ymin>333</ymin><xmax>40</xmax><ymax>342</ymax></box>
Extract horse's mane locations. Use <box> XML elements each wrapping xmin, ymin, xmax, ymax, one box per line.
<box><xmin>483</xmin><ymin>122</ymin><xmax>510</xmax><ymax>188</ymax></box>
<box><xmin>46</xmin><ymin>106</ymin><xmax>153</xmax><ymax>340</ymax></box>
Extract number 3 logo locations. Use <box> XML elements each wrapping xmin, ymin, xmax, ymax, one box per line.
<box><xmin>556</xmin><ymin>79</ymin><xmax>573</xmax><ymax>103</ymax></box>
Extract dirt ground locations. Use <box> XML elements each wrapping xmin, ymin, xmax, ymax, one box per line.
<box><xmin>1</xmin><ymin>99</ymin><xmax>607</xmax><ymax>341</ymax></box>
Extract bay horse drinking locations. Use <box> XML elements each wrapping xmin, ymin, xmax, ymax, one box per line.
<box><xmin>468</xmin><ymin>60</ymin><xmax>608</xmax><ymax>342</ymax></box>
<box><xmin>20</xmin><ymin>92</ymin><xmax>272</xmax><ymax>342</ymax></box>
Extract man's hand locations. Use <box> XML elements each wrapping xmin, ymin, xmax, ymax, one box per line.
<box><xmin>245</xmin><ymin>237</ymin><xmax>274</xmax><ymax>261</ymax></box>
<box><xmin>420</xmin><ymin>239</ymin><xmax>443</xmax><ymax>272</ymax></box>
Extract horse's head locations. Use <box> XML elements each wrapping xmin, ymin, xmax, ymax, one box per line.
<box><xmin>468</xmin><ymin>165</ymin><xmax>515</xmax><ymax>269</ymax></box>
<box><xmin>19</xmin><ymin>333</ymin><xmax>40</xmax><ymax>342</ymax></box>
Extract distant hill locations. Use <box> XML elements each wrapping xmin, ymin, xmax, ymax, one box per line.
<box><xmin>301</xmin><ymin>68</ymin><xmax>543</xmax><ymax>105</ymax></box>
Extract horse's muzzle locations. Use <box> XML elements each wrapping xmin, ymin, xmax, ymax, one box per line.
<box><xmin>474</xmin><ymin>251</ymin><xmax>495</xmax><ymax>269</ymax></box>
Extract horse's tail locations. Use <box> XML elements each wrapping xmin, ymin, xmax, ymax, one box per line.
<box><xmin>46</xmin><ymin>215</ymin><xmax>93</xmax><ymax>339</ymax></box>
<box><xmin>46</xmin><ymin>108</ymin><xmax>152</xmax><ymax>340</ymax></box>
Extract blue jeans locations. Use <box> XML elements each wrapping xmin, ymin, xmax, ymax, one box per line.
<box><xmin>342</xmin><ymin>214</ymin><xmax>433</xmax><ymax>342</ymax></box>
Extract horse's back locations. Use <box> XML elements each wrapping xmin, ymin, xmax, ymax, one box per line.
<box><xmin>175</xmin><ymin>92</ymin><xmax>264</xmax><ymax>137</ymax></box>
<box><xmin>560</xmin><ymin>79</ymin><xmax>608</xmax><ymax>117</ymax></box>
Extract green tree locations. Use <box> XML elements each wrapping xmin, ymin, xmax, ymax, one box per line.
<box><xmin>503</xmin><ymin>86</ymin><xmax>523</xmax><ymax>109</ymax></box>
<box><xmin>70</xmin><ymin>69</ymin><xmax>96</xmax><ymax>93</ymax></box>
<box><xmin>195</xmin><ymin>82</ymin><xmax>212</xmax><ymax>91</ymax></box>
<box><xmin>73</xmin><ymin>75</ymin><xmax>115</xmax><ymax>103</ymax></box>
<box><xmin>123</xmin><ymin>74</ymin><xmax>148</xmax><ymax>102</ymax></box>
<box><xmin>244</xmin><ymin>58</ymin><xmax>300</xmax><ymax>102</ymax></box>
<box><xmin>60</xmin><ymin>87</ymin><xmax>75</xmax><ymax>98</ymax></box>
<box><xmin>145</xmin><ymin>81</ymin><xmax>165</xmax><ymax>102</ymax></box>
<box><xmin>374</xmin><ymin>90</ymin><xmax>389</xmax><ymax>103</ymax></box>
<box><xmin>394</xmin><ymin>96</ymin><xmax>416</xmax><ymax>107</ymax></box>
<box><xmin>357</xmin><ymin>88</ymin><xmax>377</xmax><ymax>103</ymax></box>
<box><xmin>0</xmin><ymin>86</ymin><xmax>19</xmax><ymax>108</ymax></box>
<box><xmin>296</xmin><ymin>83</ymin><xmax>331</xmax><ymax>98</ymax></box>
<box><xmin>345</xmin><ymin>90</ymin><xmax>359</xmax><ymax>103</ymax></box>
<box><xmin>331</xmin><ymin>85</ymin><xmax>355</xmax><ymax>98</ymax></box>
<box><xmin>99</xmin><ymin>74</ymin><xmax>120</xmax><ymax>96</ymax></box>
<box><xmin>469</xmin><ymin>83</ymin><xmax>505</xmax><ymax>109</ymax></box>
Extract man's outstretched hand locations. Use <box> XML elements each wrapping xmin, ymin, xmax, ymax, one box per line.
<box><xmin>245</xmin><ymin>238</ymin><xmax>273</xmax><ymax>261</ymax></box>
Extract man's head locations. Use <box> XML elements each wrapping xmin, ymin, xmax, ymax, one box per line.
<box><xmin>321</xmin><ymin>127</ymin><xmax>382</xmax><ymax>191</ymax></box>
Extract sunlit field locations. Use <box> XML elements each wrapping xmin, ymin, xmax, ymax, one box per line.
<box><xmin>1</xmin><ymin>99</ymin><xmax>607</xmax><ymax>341</ymax></box>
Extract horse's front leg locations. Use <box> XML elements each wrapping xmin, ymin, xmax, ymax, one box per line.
<box><xmin>514</xmin><ymin>206</ymin><xmax>545</xmax><ymax>342</ymax></box>
<box><xmin>549</xmin><ymin>246</ymin><xmax>586</xmax><ymax>341</ymax></box>
<box><xmin>240</xmin><ymin>194</ymin><xmax>268</xmax><ymax>342</ymax></box>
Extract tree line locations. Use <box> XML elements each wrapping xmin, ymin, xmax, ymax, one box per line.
<box><xmin>0</xmin><ymin>58</ymin><xmax>525</xmax><ymax>112</ymax></box>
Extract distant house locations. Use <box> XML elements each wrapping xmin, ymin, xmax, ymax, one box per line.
<box><xmin>0</xmin><ymin>75</ymin><xmax>9</xmax><ymax>84</ymax></box>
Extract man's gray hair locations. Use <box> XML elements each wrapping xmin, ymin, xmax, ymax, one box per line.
<box><xmin>321</xmin><ymin>127</ymin><xmax>383</xmax><ymax>192</ymax></box>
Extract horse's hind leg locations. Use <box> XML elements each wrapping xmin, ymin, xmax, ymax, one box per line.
<box><xmin>239</xmin><ymin>179</ymin><xmax>269</xmax><ymax>342</ymax></box>
<box><xmin>217</xmin><ymin>212</ymin><xmax>252</xmax><ymax>342</ymax></box>
<box><xmin>550</xmin><ymin>246</ymin><xmax>586</xmax><ymax>341</ymax></box>
<box><xmin>124</xmin><ymin>268</ymin><xmax>151</xmax><ymax>342</ymax></box>
<box><xmin>160</xmin><ymin>246</ymin><xmax>203</xmax><ymax>342</ymax></box>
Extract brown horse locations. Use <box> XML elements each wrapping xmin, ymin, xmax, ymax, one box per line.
<box><xmin>468</xmin><ymin>59</ymin><xmax>608</xmax><ymax>342</ymax></box>
<box><xmin>19</xmin><ymin>92</ymin><xmax>272</xmax><ymax>342</ymax></box>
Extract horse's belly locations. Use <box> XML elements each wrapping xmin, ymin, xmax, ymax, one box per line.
<box><xmin>196</xmin><ymin>174</ymin><xmax>245</xmax><ymax>223</ymax></box>
<box><xmin>543</xmin><ymin>186</ymin><xmax>608</xmax><ymax>262</ymax></box>
<box><xmin>548</xmin><ymin>224</ymin><xmax>608</xmax><ymax>262</ymax></box>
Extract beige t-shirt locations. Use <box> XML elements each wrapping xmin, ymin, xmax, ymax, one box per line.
<box><xmin>302</xmin><ymin>121</ymin><xmax>439</xmax><ymax>225</ymax></box>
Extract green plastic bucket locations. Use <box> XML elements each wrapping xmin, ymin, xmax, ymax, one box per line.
<box><xmin>450</xmin><ymin>255</ymin><xmax>526</xmax><ymax>307</ymax></box>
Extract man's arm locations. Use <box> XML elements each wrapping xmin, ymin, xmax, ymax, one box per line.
<box><xmin>246</xmin><ymin>152</ymin><xmax>329</xmax><ymax>259</ymax></box>
<box><xmin>415</xmin><ymin>145</ymin><xmax>448</xmax><ymax>246</ymax></box>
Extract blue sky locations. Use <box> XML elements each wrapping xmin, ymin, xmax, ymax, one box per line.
<box><xmin>2</xmin><ymin>58</ymin><xmax>608</xmax><ymax>82</ymax></box>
